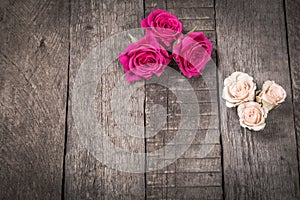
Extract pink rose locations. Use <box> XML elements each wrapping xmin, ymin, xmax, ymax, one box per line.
<box><xmin>256</xmin><ymin>80</ymin><xmax>286</xmax><ymax>111</ymax></box>
<box><xmin>173</xmin><ymin>32</ymin><xmax>213</xmax><ymax>78</ymax></box>
<box><xmin>222</xmin><ymin>72</ymin><xmax>257</xmax><ymax>107</ymax></box>
<box><xmin>119</xmin><ymin>35</ymin><xmax>171</xmax><ymax>83</ymax></box>
<box><xmin>141</xmin><ymin>9</ymin><xmax>183</xmax><ymax>50</ymax></box>
<box><xmin>238</xmin><ymin>102</ymin><xmax>268</xmax><ymax>131</ymax></box>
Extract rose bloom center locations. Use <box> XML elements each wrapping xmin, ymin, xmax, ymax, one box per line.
<box><xmin>243</xmin><ymin>107</ymin><xmax>261</xmax><ymax>124</ymax></box>
<box><xmin>229</xmin><ymin>81</ymin><xmax>250</xmax><ymax>99</ymax></box>
<box><xmin>267</xmin><ymin>86</ymin><xmax>283</xmax><ymax>102</ymax></box>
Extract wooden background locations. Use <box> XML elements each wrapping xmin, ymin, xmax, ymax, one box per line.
<box><xmin>0</xmin><ymin>0</ymin><xmax>299</xmax><ymax>199</ymax></box>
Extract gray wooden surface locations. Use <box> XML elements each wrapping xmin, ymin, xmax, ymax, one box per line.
<box><xmin>65</xmin><ymin>0</ymin><xmax>145</xmax><ymax>199</ymax></box>
<box><xmin>0</xmin><ymin>0</ymin><xmax>299</xmax><ymax>199</ymax></box>
<box><xmin>145</xmin><ymin>0</ymin><xmax>222</xmax><ymax>199</ymax></box>
<box><xmin>286</xmin><ymin>0</ymin><xmax>300</xmax><ymax>176</ymax></box>
<box><xmin>216</xmin><ymin>0</ymin><xmax>300</xmax><ymax>199</ymax></box>
<box><xmin>0</xmin><ymin>0</ymin><xmax>69</xmax><ymax>199</ymax></box>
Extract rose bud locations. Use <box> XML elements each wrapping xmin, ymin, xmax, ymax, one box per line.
<box><xmin>141</xmin><ymin>9</ymin><xmax>183</xmax><ymax>50</ymax></box>
<box><xmin>237</xmin><ymin>102</ymin><xmax>268</xmax><ymax>131</ymax></box>
<box><xmin>222</xmin><ymin>72</ymin><xmax>257</xmax><ymax>108</ymax></box>
<box><xmin>119</xmin><ymin>35</ymin><xmax>171</xmax><ymax>83</ymax></box>
<box><xmin>256</xmin><ymin>80</ymin><xmax>286</xmax><ymax>111</ymax></box>
<box><xmin>172</xmin><ymin>32</ymin><xmax>213</xmax><ymax>78</ymax></box>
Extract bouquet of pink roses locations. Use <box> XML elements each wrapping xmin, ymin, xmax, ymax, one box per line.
<box><xmin>119</xmin><ymin>9</ymin><xmax>213</xmax><ymax>83</ymax></box>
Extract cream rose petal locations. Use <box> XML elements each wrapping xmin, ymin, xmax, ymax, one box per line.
<box><xmin>225</xmin><ymin>101</ymin><xmax>236</xmax><ymax>108</ymax></box>
<box><xmin>237</xmin><ymin>102</ymin><xmax>268</xmax><ymax>131</ymax></box>
<box><xmin>257</xmin><ymin>80</ymin><xmax>287</xmax><ymax>111</ymax></box>
<box><xmin>222</xmin><ymin>86</ymin><xmax>242</xmax><ymax>103</ymax></box>
<box><xmin>222</xmin><ymin>71</ymin><xmax>256</xmax><ymax>107</ymax></box>
<box><xmin>262</xmin><ymin>80</ymin><xmax>273</xmax><ymax>90</ymax></box>
<box><xmin>237</xmin><ymin>73</ymin><xmax>254</xmax><ymax>82</ymax></box>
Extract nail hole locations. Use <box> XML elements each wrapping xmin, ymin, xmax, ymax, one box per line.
<box><xmin>39</xmin><ymin>38</ymin><xmax>46</xmax><ymax>48</ymax></box>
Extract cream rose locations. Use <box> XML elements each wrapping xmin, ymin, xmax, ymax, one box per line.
<box><xmin>237</xmin><ymin>102</ymin><xmax>268</xmax><ymax>131</ymax></box>
<box><xmin>222</xmin><ymin>72</ymin><xmax>256</xmax><ymax>107</ymax></box>
<box><xmin>256</xmin><ymin>80</ymin><xmax>286</xmax><ymax>111</ymax></box>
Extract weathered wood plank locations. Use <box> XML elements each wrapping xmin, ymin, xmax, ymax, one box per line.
<box><xmin>168</xmin><ymin>8</ymin><xmax>214</xmax><ymax>20</ymax></box>
<box><xmin>146</xmin><ymin>129</ymin><xmax>220</xmax><ymax>145</ymax></box>
<box><xmin>65</xmin><ymin>0</ymin><xmax>145</xmax><ymax>199</ymax></box>
<box><xmin>286</xmin><ymin>0</ymin><xmax>300</xmax><ymax>177</ymax></box>
<box><xmin>147</xmin><ymin>144</ymin><xmax>220</xmax><ymax>158</ymax></box>
<box><xmin>180</xmin><ymin>19</ymin><xmax>215</xmax><ymax>32</ymax></box>
<box><xmin>216</xmin><ymin>0</ymin><xmax>300</xmax><ymax>199</ymax></box>
<box><xmin>168</xmin><ymin>90</ymin><xmax>218</xmax><ymax>103</ymax></box>
<box><xmin>146</xmin><ymin>158</ymin><xmax>221</xmax><ymax>173</ymax></box>
<box><xmin>146</xmin><ymin>171</ymin><xmax>222</xmax><ymax>199</ymax></box>
<box><xmin>0</xmin><ymin>0</ymin><xmax>69</xmax><ymax>199</ymax></box>
<box><xmin>144</xmin><ymin>0</ymin><xmax>222</xmax><ymax>199</ymax></box>
<box><xmin>145</xmin><ymin>0</ymin><xmax>167</xmax><ymax>16</ymax></box>
<box><xmin>167</xmin><ymin>0</ymin><xmax>213</xmax><ymax>8</ymax></box>
<box><xmin>147</xmin><ymin>172</ymin><xmax>221</xmax><ymax>188</ymax></box>
<box><xmin>145</xmin><ymin>0</ymin><xmax>167</xmax><ymax>9</ymax></box>
<box><xmin>169</xmin><ymin>103</ymin><xmax>218</xmax><ymax>115</ymax></box>
<box><xmin>174</xmin><ymin>172</ymin><xmax>222</xmax><ymax>187</ymax></box>
<box><xmin>169</xmin><ymin>77</ymin><xmax>217</xmax><ymax>90</ymax></box>
<box><xmin>176</xmin><ymin>158</ymin><xmax>221</xmax><ymax>172</ymax></box>
<box><xmin>168</xmin><ymin>115</ymin><xmax>219</xmax><ymax>130</ymax></box>
<box><xmin>166</xmin><ymin>187</ymin><xmax>223</xmax><ymax>200</ymax></box>
<box><xmin>147</xmin><ymin>186</ymin><xmax>223</xmax><ymax>200</ymax></box>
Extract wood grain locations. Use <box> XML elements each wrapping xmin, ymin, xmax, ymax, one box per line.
<box><xmin>286</xmin><ymin>0</ymin><xmax>300</xmax><ymax>177</ymax></box>
<box><xmin>64</xmin><ymin>0</ymin><xmax>145</xmax><ymax>199</ymax></box>
<box><xmin>145</xmin><ymin>0</ymin><xmax>222</xmax><ymax>199</ymax></box>
<box><xmin>167</xmin><ymin>0</ymin><xmax>214</xmax><ymax>8</ymax></box>
<box><xmin>216</xmin><ymin>0</ymin><xmax>300</xmax><ymax>199</ymax></box>
<box><xmin>0</xmin><ymin>0</ymin><xmax>69</xmax><ymax>199</ymax></box>
<box><xmin>1</xmin><ymin>0</ymin><xmax>298</xmax><ymax>199</ymax></box>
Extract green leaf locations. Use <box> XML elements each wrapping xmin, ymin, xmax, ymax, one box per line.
<box><xmin>185</xmin><ymin>26</ymin><xmax>198</xmax><ymax>36</ymax></box>
<box><xmin>174</xmin><ymin>39</ymin><xmax>180</xmax><ymax>45</ymax></box>
<box><xmin>269</xmin><ymin>104</ymin><xmax>280</xmax><ymax>112</ymax></box>
<box><xmin>128</xmin><ymin>33</ymin><xmax>138</xmax><ymax>43</ymax></box>
<box><xmin>255</xmin><ymin>89</ymin><xmax>261</xmax><ymax>95</ymax></box>
<box><xmin>171</xmin><ymin>39</ymin><xmax>180</xmax><ymax>49</ymax></box>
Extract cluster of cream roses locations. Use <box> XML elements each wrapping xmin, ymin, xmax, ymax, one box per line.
<box><xmin>222</xmin><ymin>72</ymin><xmax>286</xmax><ymax>131</ymax></box>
